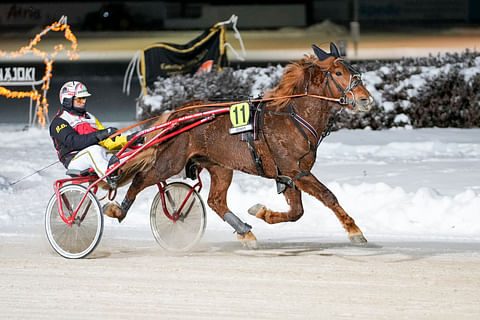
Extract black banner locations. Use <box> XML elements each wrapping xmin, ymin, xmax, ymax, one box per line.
<box><xmin>140</xmin><ymin>24</ymin><xmax>228</xmax><ymax>92</ymax></box>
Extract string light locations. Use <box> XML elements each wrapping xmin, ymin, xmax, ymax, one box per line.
<box><xmin>0</xmin><ymin>16</ymin><xmax>79</xmax><ymax>128</ymax></box>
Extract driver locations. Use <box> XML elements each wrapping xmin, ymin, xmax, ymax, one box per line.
<box><xmin>49</xmin><ymin>81</ymin><xmax>142</xmax><ymax>189</ymax></box>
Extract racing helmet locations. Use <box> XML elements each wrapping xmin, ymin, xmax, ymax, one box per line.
<box><xmin>59</xmin><ymin>81</ymin><xmax>91</xmax><ymax>108</ymax></box>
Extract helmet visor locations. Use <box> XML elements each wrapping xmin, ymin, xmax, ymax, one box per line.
<box><xmin>75</xmin><ymin>91</ymin><xmax>91</xmax><ymax>98</ymax></box>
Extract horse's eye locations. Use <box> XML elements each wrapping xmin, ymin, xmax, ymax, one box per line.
<box><xmin>335</xmin><ymin>72</ymin><xmax>342</xmax><ymax>76</ymax></box>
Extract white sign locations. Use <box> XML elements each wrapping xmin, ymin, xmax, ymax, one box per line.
<box><xmin>0</xmin><ymin>67</ymin><xmax>36</xmax><ymax>82</ymax></box>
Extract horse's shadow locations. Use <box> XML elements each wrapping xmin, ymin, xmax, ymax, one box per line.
<box><xmin>200</xmin><ymin>240</ymin><xmax>452</xmax><ymax>263</ymax></box>
<box><xmin>88</xmin><ymin>236</ymin><xmax>449</xmax><ymax>263</ymax></box>
<box><xmin>203</xmin><ymin>239</ymin><xmax>386</xmax><ymax>258</ymax></box>
<box><xmin>89</xmin><ymin>238</ymin><xmax>380</xmax><ymax>259</ymax></box>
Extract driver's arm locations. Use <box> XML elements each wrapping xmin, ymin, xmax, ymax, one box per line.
<box><xmin>95</xmin><ymin>118</ymin><xmax>127</xmax><ymax>150</ymax></box>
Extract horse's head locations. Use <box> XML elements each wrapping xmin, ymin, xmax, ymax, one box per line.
<box><xmin>311</xmin><ymin>42</ymin><xmax>373</xmax><ymax>112</ymax></box>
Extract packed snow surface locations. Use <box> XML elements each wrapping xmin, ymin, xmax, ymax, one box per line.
<box><xmin>1</xmin><ymin>124</ymin><xmax>479</xmax><ymax>243</ymax></box>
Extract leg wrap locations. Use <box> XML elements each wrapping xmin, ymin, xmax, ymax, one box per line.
<box><xmin>120</xmin><ymin>197</ymin><xmax>133</xmax><ymax>215</ymax></box>
<box><xmin>224</xmin><ymin>212</ymin><xmax>252</xmax><ymax>235</ymax></box>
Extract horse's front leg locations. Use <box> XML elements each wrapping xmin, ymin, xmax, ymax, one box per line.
<box><xmin>294</xmin><ymin>174</ymin><xmax>367</xmax><ymax>244</ymax></box>
<box><xmin>103</xmin><ymin>169</ymin><xmax>159</xmax><ymax>222</ymax></box>
<box><xmin>248</xmin><ymin>187</ymin><xmax>304</xmax><ymax>223</ymax></box>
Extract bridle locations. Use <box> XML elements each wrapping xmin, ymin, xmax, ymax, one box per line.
<box><xmin>290</xmin><ymin>59</ymin><xmax>365</xmax><ymax>146</ymax></box>
<box><xmin>305</xmin><ymin>58</ymin><xmax>363</xmax><ymax>108</ymax></box>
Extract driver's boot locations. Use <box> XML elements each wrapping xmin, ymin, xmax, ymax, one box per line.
<box><xmin>106</xmin><ymin>155</ymin><xmax>120</xmax><ymax>189</ymax></box>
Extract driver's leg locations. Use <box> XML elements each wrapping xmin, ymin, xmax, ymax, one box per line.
<box><xmin>68</xmin><ymin>145</ymin><xmax>111</xmax><ymax>178</ymax></box>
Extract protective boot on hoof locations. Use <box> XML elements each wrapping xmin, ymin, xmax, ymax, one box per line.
<box><xmin>247</xmin><ymin>204</ymin><xmax>267</xmax><ymax>220</ymax></box>
<box><xmin>349</xmin><ymin>233</ymin><xmax>367</xmax><ymax>245</ymax></box>
<box><xmin>224</xmin><ymin>212</ymin><xmax>257</xmax><ymax>249</ymax></box>
<box><xmin>102</xmin><ymin>202</ymin><xmax>126</xmax><ymax>223</ymax></box>
<box><xmin>237</xmin><ymin>231</ymin><xmax>258</xmax><ymax>249</ymax></box>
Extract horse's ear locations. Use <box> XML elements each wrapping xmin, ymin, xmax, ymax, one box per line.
<box><xmin>312</xmin><ymin>44</ymin><xmax>330</xmax><ymax>61</ymax></box>
<box><xmin>330</xmin><ymin>42</ymin><xmax>341</xmax><ymax>58</ymax></box>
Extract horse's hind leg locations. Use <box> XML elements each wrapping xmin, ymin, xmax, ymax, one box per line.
<box><xmin>204</xmin><ymin>165</ymin><xmax>258</xmax><ymax>248</ymax></box>
<box><xmin>248</xmin><ymin>187</ymin><xmax>304</xmax><ymax>223</ymax></box>
<box><xmin>295</xmin><ymin>174</ymin><xmax>367</xmax><ymax>244</ymax></box>
<box><xmin>103</xmin><ymin>167</ymin><xmax>162</xmax><ymax>222</ymax></box>
<box><xmin>104</xmin><ymin>136</ymin><xmax>192</xmax><ymax>222</ymax></box>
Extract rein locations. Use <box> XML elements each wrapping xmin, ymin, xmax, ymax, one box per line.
<box><xmin>110</xmin><ymin>93</ymin><xmax>343</xmax><ymax>138</ymax></box>
<box><xmin>113</xmin><ymin>56</ymin><xmax>362</xmax><ymax>139</ymax></box>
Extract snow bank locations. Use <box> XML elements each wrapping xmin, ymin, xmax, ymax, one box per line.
<box><xmin>0</xmin><ymin>124</ymin><xmax>479</xmax><ymax>242</ymax></box>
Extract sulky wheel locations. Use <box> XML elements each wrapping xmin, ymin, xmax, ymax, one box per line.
<box><xmin>45</xmin><ymin>184</ymin><xmax>103</xmax><ymax>259</ymax></box>
<box><xmin>150</xmin><ymin>182</ymin><xmax>206</xmax><ymax>252</ymax></box>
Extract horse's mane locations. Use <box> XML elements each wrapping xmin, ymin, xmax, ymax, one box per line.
<box><xmin>265</xmin><ymin>55</ymin><xmax>332</xmax><ymax>110</ymax></box>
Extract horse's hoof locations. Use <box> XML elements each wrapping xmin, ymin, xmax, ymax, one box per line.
<box><xmin>102</xmin><ymin>202</ymin><xmax>125</xmax><ymax>223</ymax></box>
<box><xmin>247</xmin><ymin>204</ymin><xmax>267</xmax><ymax>220</ymax></box>
<box><xmin>117</xmin><ymin>213</ymin><xmax>127</xmax><ymax>223</ymax></box>
<box><xmin>247</xmin><ymin>204</ymin><xmax>263</xmax><ymax>216</ymax></box>
<box><xmin>237</xmin><ymin>231</ymin><xmax>258</xmax><ymax>249</ymax></box>
<box><xmin>349</xmin><ymin>234</ymin><xmax>368</xmax><ymax>245</ymax></box>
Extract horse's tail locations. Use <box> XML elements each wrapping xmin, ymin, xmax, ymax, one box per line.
<box><xmin>97</xmin><ymin>146</ymin><xmax>157</xmax><ymax>190</ymax></box>
<box><xmin>98</xmin><ymin>113</ymin><xmax>171</xmax><ymax>190</ymax></box>
<box><xmin>118</xmin><ymin>146</ymin><xmax>157</xmax><ymax>187</ymax></box>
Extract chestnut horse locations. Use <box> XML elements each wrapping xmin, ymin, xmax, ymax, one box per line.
<box><xmin>104</xmin><ymin>43</ymin><xmax>374</xmax><ymax>248</ymax></box>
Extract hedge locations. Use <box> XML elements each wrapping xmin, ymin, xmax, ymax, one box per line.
<box><xmin>138</xmin><ymin>50</ymin><xmax>480</xmax><ymax>129</ymax></box>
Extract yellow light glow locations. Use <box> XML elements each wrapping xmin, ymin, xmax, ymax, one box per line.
<box><xmin>0</xmin><ymin>16</ymin><xmax>79</xmax><ymax>128</ymax></box>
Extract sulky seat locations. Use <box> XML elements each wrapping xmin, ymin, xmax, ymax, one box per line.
<box><xmin>66</xmin><ymin>168</ymin><xmax>96</xmax><ymax>178</ymax></box>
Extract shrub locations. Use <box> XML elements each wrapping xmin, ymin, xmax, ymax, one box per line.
<box><xmin>139</xmin><ymin>50</ymin><xmax>480</xmax><ymax>129</ymax></box>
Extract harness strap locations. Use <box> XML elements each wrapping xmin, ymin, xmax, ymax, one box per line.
<box><xmin>275</xmin><ymin>169</ymin><xmax>310</xmax><ymax>194</ymax></box>
<box><xmin>253</xmin><ymin>101</ymin><xmax>266</xmax><ymax>140</ymax></box>
<box><xmin>291</xmin><ymin>113</ymin><xmax>319</xmax><ymax>142</ymax></box>
<box><xmin>287</xmin><ymin>103</ymin><xmax>317</xmax><ymax>152</ymax></box>
<box><xmin>268</xmin><ymin>102</ymin><xmax>344</xmax><ymax>193</ymax></box>
<box><xmin>245</xmin><ymin>101</ymin><xmax>267</xmax><ymax>177</ymax></box>
<box><xmin>318</xmin><ymin>108</ymin><xmax>343</xmax><ymax>145</ymax></box>
<box><xmin>245</xmin><ymin>131</ymin><xmax>265</xmax><ymax>177</ymax></box>
<box><xmin>266</xmin><ymin>103</ymin><xmax>316</xmax><ymax>193</ymax></box>
<box><xmin>325</xmin><ymin>72</ymin><xmax>346</xmax><ymax>103</ymax></box>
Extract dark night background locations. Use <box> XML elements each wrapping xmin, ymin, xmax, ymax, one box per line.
<box><xmin>1</xmin><ymin>1</ymin><xmax>479</xmax><ymax>124</ymax></box>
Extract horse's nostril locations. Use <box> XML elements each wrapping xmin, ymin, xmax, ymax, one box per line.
<box><xmin>354</xmin><ymin>96</ymin><xmax>373</xmax><ymax>112</ymax></box>
<box><xmin>358</xmin><ymin>97</ymin><xmax>373</xmax><ymax>106</ymax></box>
<box><xmin>359</xmin><ymin>98</ymin><xmax>369</xmax><ymax>104</ymax></box>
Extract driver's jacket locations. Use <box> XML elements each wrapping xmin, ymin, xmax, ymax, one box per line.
<box><xmin>49</xmin><ymin>109</ymin><xmax>127</xmax><ymax>167</ymax></box>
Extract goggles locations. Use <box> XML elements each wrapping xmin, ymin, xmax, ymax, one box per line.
<box><xmin>74</xmin><ymin>97</ymin><xmax>87</xmax><ymax>103</ymax></box>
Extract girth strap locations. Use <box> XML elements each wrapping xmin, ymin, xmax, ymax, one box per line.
<box><xmin>245</xmin><ymin>131</ymin><xmax>265</xmax><ymax>177</ymax></box>
<box><xmin>244</xmin><ymin>101</ymin><xmax>266</xmax><ymax>177</ymax></box>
